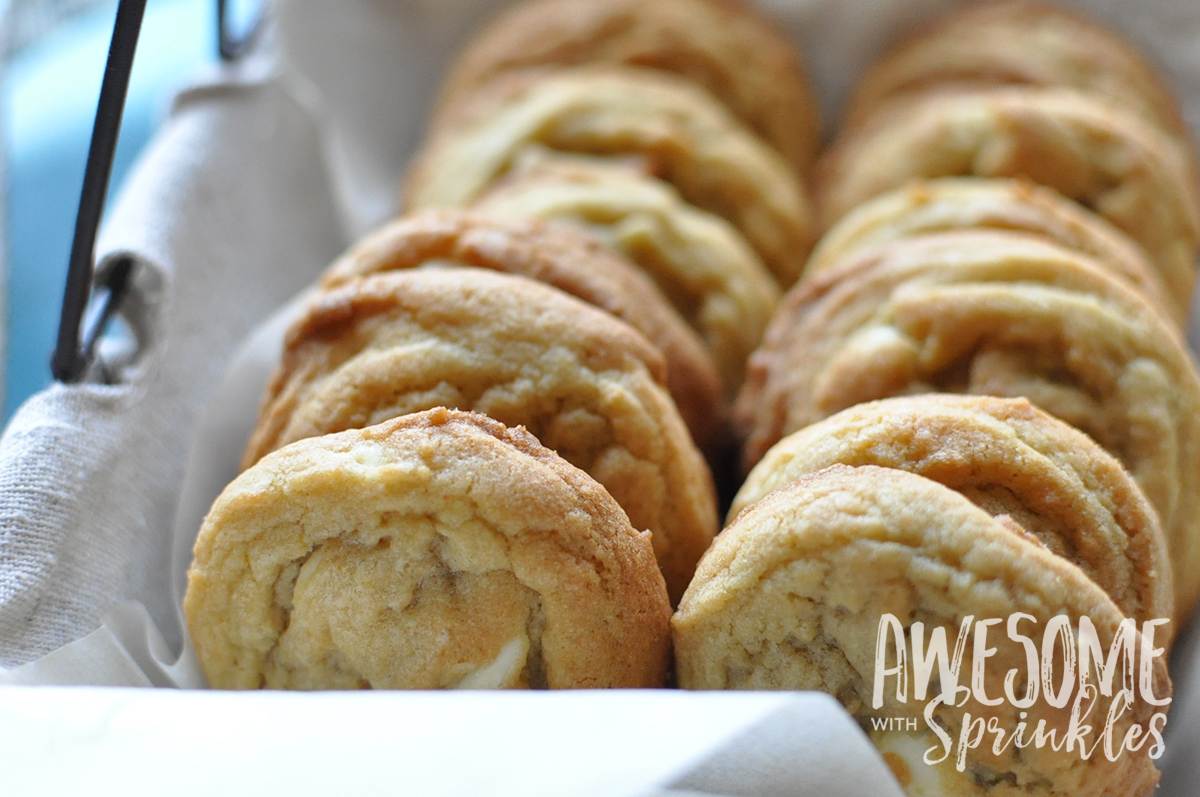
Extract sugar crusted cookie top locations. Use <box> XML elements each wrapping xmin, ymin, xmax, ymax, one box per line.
<box><xmin>188</xmin><ymin>408</ymin><xmax>672</xmax><ymax>690</ymax></box>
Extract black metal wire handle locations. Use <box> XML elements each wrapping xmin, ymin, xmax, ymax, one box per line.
<box><xmin>218</xmin><ymin>0</ymin><xmax>264</xmax><ymax>61</ymax></box>
<box><xmin>51</xmin><ymin>0</ymin><xmax>263</xmax><ymax>383</ymax></box>
<box><xmin>51</xmin><ymin>0</ymin><xmax>145</xmax><ymax>383</ymax></box>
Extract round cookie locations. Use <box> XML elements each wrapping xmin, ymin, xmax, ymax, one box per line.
<box><xmin>842</xmin><ymin>0</ymin><xmax>1195</xmax><ymax>157</ymax></box>
<box><xmin>473</xmin><ymin>152</ymin><xmax>781</xmax><ymax>393</ymax></box>
<box><xmin>405</xmin><ymin>66</ymin><xmax>814</xmax><ymax>287</ymax></box>
<box><xmin>734</xmin><ymin>230</ymin><xmax>1200</xmax><ymax>620</ymax></box>
<box><xmin>730</xmin><ymin>395</ymin><xmax>1173</xmax><ymax>627</ymax></box>
<box><xmin>813</xmin><ymin>87</ymin><xmax>1200</xmax><ymax>304</ymax></box>
<box><xmin>434</xmin><ymin>0</ymin><xmax>820</xmax><ymax>176</ymax></box>
<box><xmin>806</xmin><ymin>178</ymin><xmax>1179</xmax><ymax>326</ymax></box>
<box><xmin>675</xmin><ymin>464</ymin><xmax>1170</xmax><ymax>797</ymax></box>
<box><xmin>245</xmin><ymin>269</ymin><xmax>718</xmax><ymax>604</ymax></box>
<box><xmin>319</xmin><ymin>208</ymin><xmax>727</xmax><ymax>458</ymax></box>
<box><xmin>187</xmin><ymin>408</ymin><xmax>673</xmax><ymax>689</ymax></box>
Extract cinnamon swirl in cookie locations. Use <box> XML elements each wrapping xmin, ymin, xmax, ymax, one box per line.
<box><xmin>319</xmin><ymin>209</ymin><xmax>727</xmax><ymax>458</ymax></box>
<box><xmin>434</xmin><ymin>0</ymin><xmax>820</xmax><ymax>176</ymax></box>
<box><xmin>735</xmin><ymin>230</ymin><xmax>1200</xmax><ymax>619</ymax></box>
<box><xmin>405</xmin><ymin>66</ymin><xmax>814</xmax><ymax>287</ymax></box>
<box><xmin>814</xmin><ymin>88</ymin><xmax>1200</xmax><ymax>304</ymax></box>
<box><xmin>675</xmin><ymin>464</ymin><xmax>1169</xmax><ymax>797</ymax></box>
<box><xmin>473</xmin><ymin>153</ymin><xmax>781</xmax><ymax>393</ymax></box>
<box><xmin>245</xmin><ymin>269</ymin><xmax>718</xmax><ymax>603</ymax></box>
<box><xmin>730</xmin><ymin>394</ymin><xmax>1173</xmax><ymax>626</ymax></box>
<box><xmin>187</xmin><ymin>408</ymin><xmax>672</xmax><ymax>689</ymax></box>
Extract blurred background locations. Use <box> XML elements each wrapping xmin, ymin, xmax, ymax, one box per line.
<box><xmin>1</xmin><ymin>0</ymin><xmax>221</xmax><ymax>422</ymax></box>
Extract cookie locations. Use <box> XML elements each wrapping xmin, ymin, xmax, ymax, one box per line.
<box><xmin>675</xmin><ymin>464</ymin><xmax>1169</xmax><ymax>797</ymax></box>
<box><xmin>842</xmin><ymin>0</ymin><xmax>1195</xmax><ymax>157</ymax></box>
<box><xmin>245</xmin><ymin>269</ymin><xmax>718</xmax><ymax>604</ymax></box>
<box><xmin>473</xmin><ymin>152</ymin><xmax>782</xmax><ymax>393</ymax></box>
<box><xmin>734</xmin><ymin>230</ymin><xmax>1200</xmax><ymax>619</ymax></box>
<box><xmin>319</xmin><ymin>209</ymin><xmax>727</xmax><ymax>459</ymax></box>
<box><xmin>806</xmin><ymin>177</ymin><xmax>1179</xmax><ymax>326</ymax></box>
<box><xmin>730</xmin><ymin>395</ymin><xmax>1173</xmax><ymax>626</ymax></box>
<box><xmin>814</xmin><ymin>88</ymin><xmax>1200</xmax><ymax>304</ymax></box>
<box><xmin>187</xmin><ymin>408</ymin><xmax>672</xmax><ymax>689</ymax></box>
<box><xmin>434</xmin><ymin>0</ymin><xmax>820</xmax><ymax>176</ymax></box>
<box><xmin>405</xmin><ymin>66</ymin><xmax>814</xmax><ymax>287</ymax></box>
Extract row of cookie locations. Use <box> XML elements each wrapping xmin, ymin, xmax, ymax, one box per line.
<box><xmin>736</xmin><ymin>210</ymin><xmax>1200</xmax><ymax>619</ymax></box>
<box><xmin>401</xmin><ymin>0</ymin><xmax>824</xmax><ymax>402</ymax></box>
<box><xmin>183</xmin><ymin>0</ymin><xmax>830</xmax><ymax>686</ymax></box>
<box><xmin>677</xmin><ymin>4</ymin><xmax>1197</xmax><ymax>793</ymax></box>
<box><xmin>188</xmin><ymin>201</ymin><xmax>782</xmax><ymax>685</ymax></box>
<box><xmin>184</xmin><ymin>210</ymin><xmax>732</xmax><ymax>683</ymax></box>
<box><xmin>733</xmin><ymin>1</ymin><xmax>1200</xmax><ymax>621</ymax></box>
<box><xmin>237</xmin><ymin>214</ymin><xmax>721</xmax><ymax>606</ymax></box>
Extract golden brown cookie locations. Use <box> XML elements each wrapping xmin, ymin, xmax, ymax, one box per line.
<box><xmin>434</xmin><ymin>0</ymin><xmax>820</xmax><ymax>176</ymax></box>
<box><xmin>806</xmin><ymin>177</ymin><xmax>1179</xmax><ymax>326</ymax></box>
<box><xmin>734</xmin><ymin>230</ymin><xmax>1200</xmax><ymax>619</ymax></box>
<box><xmin>814</xmin><ymin>88</ymin><xmax>1200</xmax><ymax>304</ymax></box>
<box><xmin>187</xmin><ymin>408</ymin><xmax>673</xmax><ymax>689</ymax></box>
<box><xmin>730</xmin><ymin>395</ymin><xmax>1173</xmax><ymax>627</ymax></box>
<box><xmin>245</xmin><ymin>269</ymin><xmax>717</xmax><ymax>604</ymax></box>
<box><xmin>405</xmin><ymin>66</ymin><xmax>814</xmax><ymax>287</ymax></box>
<box><xmin>675</xmin><ymin>464</ymin><xmax>1170</xmax><ymax>797</ymax></box>
<box><xmin>319</xmin><ymin>208</ymin><xmax>727</xmax><ymax>459</ymax></box>
<box><xmin>472</xmin><ymin>152</ymin><xmax>782</xmax><ymax>393</ymax></box>
<box><xmin>842</xmin><ymin>0</ymin><xmax>1195</xmax><ymax>157</ymax></box>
